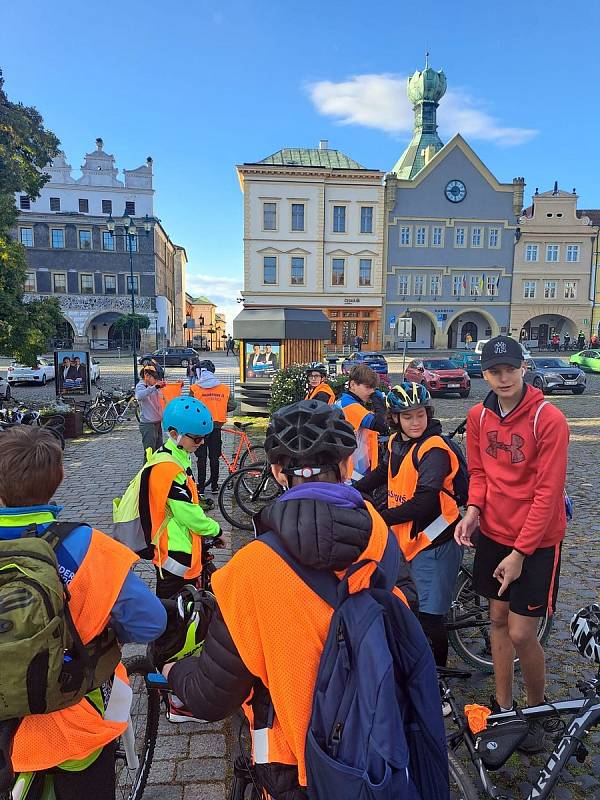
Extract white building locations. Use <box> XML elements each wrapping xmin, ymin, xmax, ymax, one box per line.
<box><xmin>237</xmin><ymin>141</ymin><xmax>386</xmax><ymax>349</ymax></box>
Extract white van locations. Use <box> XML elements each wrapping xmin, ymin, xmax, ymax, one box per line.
<box><xmin>475</xmin><ymin>339</ymin><xmax>531</xmax><ymax>358</ymax></box>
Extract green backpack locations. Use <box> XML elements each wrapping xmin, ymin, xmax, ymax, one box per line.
<box><xmin>0</xmin><ymin>522</ymin><xmax>121</xmax><ymax>722</ymax></box>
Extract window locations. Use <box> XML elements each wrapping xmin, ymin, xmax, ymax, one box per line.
<box><xmin>525</xmin><ymin>244</ymin><xmax>539</xmax><ymax>262</ymax></box>
<box><xmin>415</xmin><ymin>226</ymin><xmax>427</xmax><ymax>246</ymax></box>
<box><xmin>543</xmin><ymin>281</ymin><xmax>557</xmax><ymax>299</ymax></box>
<box><xmin>414</xmin><ymin>275</ymin><xmax>424</xmax><ymax>296</ymax></box>
<box><xmin>566</xmin><ymin>244</ymin><xmax>580</xmax><ymax>262</ymax></box>
<box><xmin>488</xmin><ymin>227</ymin><xmax>500</xmax><ymax>248</ymax></box>
<box><xmin>291</xmin><ymin>256</ymin><xmax>305</xmax><ymax>285</ymax></box>
<box><xmin>487</xmin><ymin>275</ymin><xmax>499</xmax><ymax>296</ymax></box>
<box><xmin>523</xmin><ymin>280</ymin><xmax>537</xmax><ymax>299</ymax></box>
<box><xmin>263</xmin><ymin>202</ymin><xmax>277</xmax><ymax>230</ymax></box>
<box><xmin>359</xmin><ymin>258</ymin><xmax>372</xmax><ymax>286</ymax></box>
<box><xmin>398</xmin><ymin>274</ymin><xmax>410</xmax><ymax>296</ymax></box>
<box><xmin>24</xmin><ymin>271</ymin><xmax>36</xmax><ymax>292</ymax></box>
<box><xmin>19</xmin><ymin>227</ymin><xmax>33</xmax><ymax>247</ymax></box>
<box><xmin>432</xmin><ymin>226</ymin><xmax>443</xmax><ymax>246</ymax></box>
<box><xmin>291</xmin><ymin>203</ymin><xmax>305</xmax><ymax>232</ymax></box>
<box><xmin>19</xmin><ymin>195</ymin><xmax>30</xmax><ymax>210</ymax></box>
<box><xmin>455</xmin><ymin>227</ymin><xmax>466</xmax><ymax>247</ymax></box>
<box><xmin>78</xmin><ymin>230</ymin><xmax>92</xmax><ymax>250</ymax></box>
<box><xmin>333</xmin><ymin>206</ymin><xmax>346</xmax><ymax>233</ymax></box>
<box><xmin>331</xmin><ymin>258</ymin><xmax>345</xmax><ymax>285</ymax></box>
<box><xmin>470</xmin><ymin>275</ymin><xmax>481</xmax><ymax>296</ymax></box>
<box><xmin>53</xmin><ymin>273</ymin><xmax>67</xmax><ymax>293</ymax></box>
<box><xmin>78</xmin><ymin>198</ymin><xmax>89</xmax><ymax>213</ymax></box>
<box><xmin>103</xmin><ymin>274</ymin><xmax>117</xmax><ymax>295</ymax></box>
<box><xmin>126</xmin><ymin>275</ymin><xmax>139</xmax><ymax>295</ymax></box>
<box><xmin>263</xmin><ymin>256</ymin><xmax>277</xmax><ymax>284</ymax></box>
<box><xmin>564</xmin><ymin>281</ymin><xmax>577</xmax><ymax>299</ymax></box>
<box><xmin>80</xmin><ymin>273</ymin><xmax>94</xmax><ymax>294</ymax></box>
<box><xmin>360</xmin><ymin>207</ymin><xmax>373</xmax><ymax>234</ymax></box>
<box><xmin>102</xmin><ymin>231</ymin><xmax>115</xmax><ymax>251</ymax></box>
<box><xmin>452</xmin><ymin>275</ymin><xmax>465</xmax><ymax>296</ymax></box>
<box><xmin>127</xmin><ymin>234</ymin><xmax>138</xmax><ymax>253</ymax></box>
<box><xmin>50</xmin><ymin>197</ymin><xmax>60</xmax><ymax>211</ymax></box>
<box><xmin>430</xmin><ymin>274</ymin><xmax>441</xmax><ymax>295</ymax></box>
<box><xmin>125</xmin><ymin>201</ymin><xmax>136</xmax><ymax>215</ymax></box>
<box><xmin>546</xmin><ymin>244</ymin><xmax>559</xmax><ymax>262</ymax></box>
<box><xmin>400</xmin><ymin>226</ymin><xmax>411</xmax><ymax>246</ymax></box>
<box><xmin>51</xmin><ymin>229</ymin><xmax>65</xmax><ymax>248</ymax></box>
<box><xmin>102</xmin><ymin>199</ymin><xmax>112</xmax><ymax>215</ymax></box>
<box><xmin>471</xmin><ymin>227</ymin><xmax>482</xmax><ymax>247</ymax></box>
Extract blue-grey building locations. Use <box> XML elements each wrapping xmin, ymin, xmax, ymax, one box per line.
<box><xmin>384</xmin><ymin>63</ymin><xmax>525</xmax><ymax>349</ymax></box>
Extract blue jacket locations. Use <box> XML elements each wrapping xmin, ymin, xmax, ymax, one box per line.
<box><xmin>0</xmin><ymin>504</ymin><xmax>166</xmax><ymax>643</ymax></box>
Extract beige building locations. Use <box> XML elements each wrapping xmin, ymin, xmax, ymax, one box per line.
<box><xmin>510</xmin><ymin>187</ymin><xmax>598</xmax><ymax>347</ymax></box>
<box><xmin>185</xmin><ymin>294</ymin><xmax>218</xmax><ymax>349</ymax></box>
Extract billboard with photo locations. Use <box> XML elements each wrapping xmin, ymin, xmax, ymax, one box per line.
<box><xmin>244</xmin><ymin>340</ymin><xmax>281</xmax><ymax>381</ymax></box>
<box><xmin>54</xmin><ymin>350</ymin><xmax>92</xmax><ymax>397</ymax></box>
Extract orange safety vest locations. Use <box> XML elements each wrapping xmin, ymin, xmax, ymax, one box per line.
<box><xmin>305</xmin><ymin>382</ymin><xmax>335</xmax><ymax>405</ymax></box>
<box><xmin>190</xmin><ymin>382</ymin><xmax>230</xmax><ymax>423</ymax></box>
<box><xmin>212</xmin><ymin>502</ymin><xmax>406</xmax><ymax>787</ymax></box>
<box><xmin>338</xmin><ymin>400</ymin><xmax>379</xmax><ymax>478</ymax></box>
<box><xmin>147</xmin><ymin>459</ymin><xmax>202</xmax><ymax>579</ymax></box>
<box><xmin>387</xmin><ymin>434</ymin><xmax>460</xmax><ymax>561</ymax></box>
<box><xmin>159</xmin><ymin>382</ymin><xmax>184</xmax><ymax>409</ymax></box>
<box><xmin>12</xmin><ymin>531</ymin><xmax>137</xmax><ymax>772</ymax></box>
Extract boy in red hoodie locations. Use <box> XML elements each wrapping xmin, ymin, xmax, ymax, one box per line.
<box><xmin>455</xmin><ymin>335</ymin><xmax>569</xmax><ymax>752</ymax></box>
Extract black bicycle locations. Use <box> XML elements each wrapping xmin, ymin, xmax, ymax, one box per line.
<box><xmin>218</xmin><ymin>462</ymin><xmax>282</xmax><ymax>531</ymax></box>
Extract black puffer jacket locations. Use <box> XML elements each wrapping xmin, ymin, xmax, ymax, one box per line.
<box><xmin>168</xmin><ymin>483</ymin><xmax>416</xmax><ymax>799</ymax></box>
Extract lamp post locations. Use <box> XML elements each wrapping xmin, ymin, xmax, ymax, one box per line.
<box><xmin>207</xmin><ymin>327</ymin><xmax>216</xmax><ymax>352</ymax></box>
<box><xmin>107</xmin><ymin>212</ymin><xmax>152</xmax><ymax>385</ymax></box>
<box><xmin>199</xmin><ymin>315</ymin><xmax>204</xmax><ymax>350</ymax></box>
<box><xmin>221</xmin><ymin>333</ymin><xmax>227</xmax><ymax>351</ymax></box>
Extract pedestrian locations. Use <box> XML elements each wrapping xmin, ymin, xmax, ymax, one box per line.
<box><xmin>465</xmin><ymin>332</ymin><xmax>473</xmax><ymax>350</ymax></box>
<box><xmin>135</xmin><ymin>366</ymin><xmax>166</xmax><ymax>460</ymax></box>
<box><xmin>190</xmin><ymin>360</ymin><xmax>236</xmax><ymax>494</ymax></box>
<box><xmin>563</xmin><ymin>331</ymin><xmax>571</xmax><ymax>351</ymax></box>
<box><xmin>455</xmin><ymin>335</ymin><xmax>569</xmax><ymax>753</ymax></box>
<box><xmin>577</xmin><ymin>331</ymin><xmax>586</xmax><ymax>351</ymax></box>
<box><xmin>551</xmin><ymin>333</ymin><xmax>560</xmax><ymax>352</ymax></box>
<box><xmin>336</xmin><ymin>364</ymin><xmax>387</xmax><ymax>479</ymax></box>
<box><xmin>353</xmin><ymin>334</ymin><xmax>364</xmax><ymax>351</ymax></box>
<box><xmin>226</xmin><ymin>335</ymin><xmax>235</xmax><ymax>356</ymax></box>
<box><xmin>591</xmin><ymin>333</ymin><xmax>599</xmax><ymax>348</ymax></box>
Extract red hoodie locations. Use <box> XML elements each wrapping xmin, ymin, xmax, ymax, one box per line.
<box><xmin>467</xmin><ymin>385</ymin><xmax>569</xmax><ymax>555</ymax></box>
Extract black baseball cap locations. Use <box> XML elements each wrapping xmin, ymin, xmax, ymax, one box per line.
<box><xmin>481</xmin><ymin>336</ymin><xmax>525</xmax><ymax>370</ymax></box>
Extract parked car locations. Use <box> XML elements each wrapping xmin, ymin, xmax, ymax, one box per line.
<box><xmin>404</xmin><ymin>358</ymin><xmax>470</xmax><ymax>397</ymax></box>
<box><xmin>449</xmin><ymin>351</ymin><xmax>482</xmax><ymax>377</ymax></box>
<box><xmin>570</xmin><ymin>349</ymin><xmax>600</xmax><ymax>373</ymax></box>
<box><xmin>341</xmin><ymin>352</ymin><xmax>390</xmax><ymax>386</ymax></box>
<box><xmin>524</xmin><ymin>357</ymin><xmax>586</xmax><ymax>395</ymax></box>
<box><xmin>7</xmin><ymin>358</ymin><xmax>55</xmax><ymax>386</ymax></box>
<box><xmin>0</xmin><ymin>375</ymin><xmax>11</xmax><ymax>401</ymax></box>
<box><xmin>474</xmin><ymin>339</ymin><xmax>531</xmax><ymax>359</ymax></box>
<box><xmin>90</xmin><ymin>359</ymin><xmax>101</xmax><ymax>384</ymax></box>
<box><xmin>138</xmin><ymin>347</ymin><xmax>200</xmax><ymax>368</ymax></box>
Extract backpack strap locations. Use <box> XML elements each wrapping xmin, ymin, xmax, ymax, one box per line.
<box><xmin>21</xmin><ymin>521</ymin><xmax>83</xmax><ymax>551</ymax></box>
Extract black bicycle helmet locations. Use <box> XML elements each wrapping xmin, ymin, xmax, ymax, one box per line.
<box><xmin>305</xmin><ymin>362</ymin><xmax>327</xmax><ymax>377</ymax></box>
<box><xmin>570</xmin><ymin>604</ymin><xmax>600</xmax><ymax>664</ymax></box>
<box><xmin>198</xmin><ymin>360</ymin><xmax>215</xmax><ymax>373</ymax></box>
<box><xmin>265</xmin><ymin>399</ymin><xmax>356</xmax><ymax>469</ymax></box>
<box><xmin>386</xmin><ymin>382</ymin><xmax>431</xmax><ymax>411</ymax></box>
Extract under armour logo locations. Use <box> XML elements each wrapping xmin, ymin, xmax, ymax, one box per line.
<box><xmin>494</xmin><ymin>341</ymin><xmax>507</xmax><ymax>355</ymax></box>
<box><xmin>486</xmin><ymin>431</ymin><xmax>525</xmax><ymax>463</ymax></box>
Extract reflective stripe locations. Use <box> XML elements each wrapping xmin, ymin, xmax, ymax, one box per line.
<box><xmin>532</xmin><ymin>401</ymin><xmax>549</xmax><ymax>439</ymax></box>
<box><xmin>422</xmin><ymin>514</ymin><xmax>451</xmax><ymax>542</ymax></box>
<box><xmin>351</xmin><ymin>469</ymin><xmax>364</xmax><ymax>481</ymax></box>
<box><xmin>252</xmin><ymin>727</ymin><xmax>269</xmax><ymax>764</ymax></box>
<box><xmin>161</xmin><ymin>555</ymin><xmax>190</xmax><ymax>577</ymax></box>
<box><xmin>104</xmin><ymin>674</ymin><xmax>133</xmax><ymax>724</ymax></box>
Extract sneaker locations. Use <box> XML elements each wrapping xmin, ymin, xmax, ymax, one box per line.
<box><xmin>518</xmin><ymin>719</ymin><xmax>547</xmax><ymax>754</ymax></box>
<box><xmin>441</xmin><ymin>701</ymin><xmax>452</xmax><ymax>718</ymax></box>
<box><xmin>490</xmin><ymin>696</ymin><xmax>517</xmax><ymax>716</ymax></box>
<box><xmin>166</xmin><ymin>700</ymin><xmax>209</xmax><ymax>724</ymax></box>
<box><xmin>210</xmin><ymin>486</ymin><xmax>219</xmax><ymax>495</ymax></box>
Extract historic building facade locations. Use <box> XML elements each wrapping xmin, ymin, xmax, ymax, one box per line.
<box><xmin>237</xmin><ymin>142</ymin><xmax>386</xmax><ymax>349</ymax></box>
<box><xmin>14</xmin><ymin>139</ymin><xmax>186</xmax><ymax>348</ymax></box>
<box><xmin>384</xmin><ymin>63</ymin><xmax>524</xmax><ymax>349</ymax></box>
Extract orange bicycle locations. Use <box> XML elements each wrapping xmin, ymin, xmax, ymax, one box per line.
<box><xmin>220</xmin><ymin>421</ymin><xmax>266</xmax><ymax>474</ymax></box>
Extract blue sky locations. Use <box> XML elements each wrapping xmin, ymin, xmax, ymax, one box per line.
<box><xmin>2</xmin><ymin>0</ymin><xmax>598</xmax><ymax>325</ymax></box>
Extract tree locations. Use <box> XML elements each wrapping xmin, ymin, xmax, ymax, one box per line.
<box><xmin>113</xmin><ymin>313</ymin><xmax>151</xmax><ymax>347</ymax></box>
<box><xmin>0</xmin><ymin>69</ymin><xmax>64</xmax><ymax>364</ymax></box>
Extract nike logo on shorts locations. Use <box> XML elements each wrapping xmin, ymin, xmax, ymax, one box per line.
<box><xmin>527</xmin><ymin>604</ymin><xmax>543</xmax><ymax>611</ymax></box>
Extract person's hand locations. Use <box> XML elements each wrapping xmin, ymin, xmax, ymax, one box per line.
<box><xmin>454</xmin><ymin>507</ymin><xmax>479</xmax><ymax>547</ymax></box>
<box><xmin>494</xmin><ymin>551</ymin><xmax>525</xmax><ymax>596</ymax></box>
<box><xmin>162</xmin><ymin>662</ymin><xmax>174</xmax><ymax>679</ymax></box>
<box><xmin>212</xmin><ymin>535</ymin><xmax>226</xmax><ymax>549</ymax></box>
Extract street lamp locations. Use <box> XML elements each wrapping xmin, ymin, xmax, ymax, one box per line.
<box><xmin>207</xmin><ymin>327</ymin><xmax>216</xmax><ymax>352</ymax></box>
<box><xmin>199</xmin><ymin>315</ymin><xmax>205</xmax><ymax>350</ymax></box>
<box><xmin>107</xmin><ymin>212</ymin><xmax>152</xmax><ymax>385</ymax></box>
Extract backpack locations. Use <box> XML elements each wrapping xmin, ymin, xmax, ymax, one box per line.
<box><xmin>0</xmin><ymin>522</ymin><xmax>121</xmax><ymax>723</ymax></box>
<box><xmin>411</xmin><ymin>431</ymin><xmax>470</xmax><ymax>508</ymax></box>
<box><xmin>261</xmin><ymin>532</ymin><xmax>450</xmax><ymax>800</ymax></box>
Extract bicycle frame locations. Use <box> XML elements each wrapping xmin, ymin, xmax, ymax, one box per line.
<box><xmin>220</xmin><ymin>426</ymin><xmax>253</xmax><ymax>473</ymax></box>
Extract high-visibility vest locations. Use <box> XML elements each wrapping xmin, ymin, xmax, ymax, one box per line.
<box><xmin>212</xmin><ymin>502</ymin><xmax>406</xmax><ymax>787</ymax></box>
<box><xmin>12</xmin><ymin>531</ymin><xmax>137</xmax><ymax>772</ymax></box>
<box><xmin>190</xmin><ymin>383</ymin><xmax>229</xmax><ymax>424</ymax></box>
<box><xmin>159</xmin><ymin>382</ymin><xmax>184</xmax><ymax>409</ymax></box>
<box><xmin>305</xmin><ymin>382</ymin><xmax>335</xmax><ymax>405</ymax></box>
<box><xmin>387</xmin><ymin>434</ymin><xmax>460</xmax><ymax>561</ymax></box>
<box><xmin>337</xmin><ymin>399</ymin><xmax>379</xmax><ymax>479</ymax></box>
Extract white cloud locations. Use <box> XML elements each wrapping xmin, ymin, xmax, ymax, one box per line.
<box><xmin>307</xmin><ymin>73</ymin><xmax>537</xmax><ymax>147</ymax></box>
<box><xmin>186</xmin><ymin>271</ymin><xmax>243</xmax><ymax>333</ymax></box>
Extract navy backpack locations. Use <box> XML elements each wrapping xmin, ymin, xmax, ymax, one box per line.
<box><xmin>261</xmin><ymin>531</ymin><xmax>450</xmax><ymax>800</ymax></box>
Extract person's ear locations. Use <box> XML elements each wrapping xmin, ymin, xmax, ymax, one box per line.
<box><xmin>270</xmin><ymin>464</ymin><xmax>288</xmax><ymax>488</ymax></box>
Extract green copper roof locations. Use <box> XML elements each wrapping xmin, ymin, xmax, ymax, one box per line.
<box><xmin>256</xmin><ymin>148</ymin><xmax>368</xmax><ymax>170</ymax></box>
<box><xmin>189</xmin><ymin>295</ymin><xmax>215</xmax><ymax>305</ymax></box>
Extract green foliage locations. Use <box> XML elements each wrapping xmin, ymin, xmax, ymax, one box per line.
<box><xmin>267</xmin><ymin>364</ymin><xmax>308</xmax><ymax>414</ymax></box>
<box><xmin>114</xmin><ymin>313</ymin><xmax>151</xmax><ymax>334</ymax></box>
<box><xmin>328</xmin><ymin>373</ymin><xmax>349</xmax><ymax>398</ymax></box>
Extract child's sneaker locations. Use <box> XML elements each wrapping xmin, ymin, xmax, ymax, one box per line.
<box><xmin>166</xmin><ymin>699</ymin><xmax>208</xmax><ymax>724</ymax></box>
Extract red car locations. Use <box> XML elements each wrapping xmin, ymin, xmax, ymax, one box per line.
<box><xmin>404</xmin><ymin>358</ymin><xmax>470</xmax><ymax>397</ymax></box>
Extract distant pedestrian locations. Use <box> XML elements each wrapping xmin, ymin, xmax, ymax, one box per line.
<box><xmin>577</xmin><ymin>331</ymin><xmax>586</xmax><ymax>351</ymax></box>
<box><xmin>563</xmin><ymin>332</ymin><xmax>571</xmax><ymax>351</ymax></box>
<box><xmin>465</xmin><ymin>332</ymin><xmax>473</xmax><ymax>350</ymax></box>
<box><xmin>551</xmin><ymin>334</ymin><xmax>560</xmax><ymax>352</ymax></box>
<box><xmin>135</xmin><ymin>366</ymin><xmax>166</xmax><ymax>460</ymax></box>
<box><xmin>591</xmin><ymin>333</ymin><xmax>599</xmax><ymax>348</ymax></box>
<box><xmin>353</xmin><ymin>334</ymin><xmax>364</xmax><ymax>351</ymax></box>
<box><xmin>226</xmin><ymin>336</ymin><xmax>236</xmax><ymax>356</ymax></box>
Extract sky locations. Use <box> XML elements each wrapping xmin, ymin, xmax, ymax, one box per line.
<box><xmin>2</xmin><ymin>0</ymin><xmax>599</xmax><ymax>329</ymax></box>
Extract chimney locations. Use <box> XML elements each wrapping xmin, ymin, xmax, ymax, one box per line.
<box><xmin>318</xmin><ymin>139</ymin><xmax>329</xmax><ymax>150</ymax></box>
<box><xmin>512</xmin><ymin>176</ymin><xmax>525</xmax><ymax>216</ymax></box>
<box><xmin>96</xmin><ymin>137</ymin><xmax>104</xmax><ymax>150</ymax></box>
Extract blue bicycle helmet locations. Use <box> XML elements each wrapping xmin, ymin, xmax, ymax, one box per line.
<box><xmin>163</xmin><ymin>396</ymin><xmax>213</xmax><ymax>436</ymax></box>
<box><xmin>386</xmin><ymin>382</ymin><xmax>431</xmax><ymax>412</ymax></box>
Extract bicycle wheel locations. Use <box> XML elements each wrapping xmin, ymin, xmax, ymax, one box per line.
<box><xmin>116</xmin><ymin>656</ymin><xmax>161</xmax><ymax>800</ymax></box>
<box><xmin>448</xmin><ymin>750</ymin><xmax>479</xmax><ymax>800</ymax></box>
<box><xmin>134</xmin><ymin>400</ymin><xmax>141</xmax><ymax>422</ymax></box>
<box><xmin>234</xmin><ymin>467</ymin><xmax>281</xmax><ymax>517</ymax></box>
<box><xmin>218</xmin><ymin>469</ymin><xmax>255</xmax><ymax>531</ymax></box>
<box><xmin>88</xmin><ymin>405</ymin><xmax>117</xmax><ymax>434</ymax></box>
<box><xmin>447</xmin><ymin>569</ymin><xmax>553</xmax><ymax>672</ymax></box>
<box><xmin>239</xmin><ymin>444</ymin><xmax>266</xmax><ymax>469</ymax></box>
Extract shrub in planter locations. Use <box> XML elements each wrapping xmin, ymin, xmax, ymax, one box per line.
<box><xmin>268</xmin><ymin>365</ymin><xmax>307</xmax><ymax>415</ymax></box>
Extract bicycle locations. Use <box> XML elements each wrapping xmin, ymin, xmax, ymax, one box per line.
<box><xmin>220</xmin><ymin>421</ymin><xmax>265</xmax><ymax>474</ymax></box>
<box><xmin>218</xmin><ymin>462</ymin><xmax>283</xmax><ymax>531</ymax></box>
<box><xmin>87</xmin><ymin>388</ymin><xmax>140</xmax><ymax>434</ymax></box>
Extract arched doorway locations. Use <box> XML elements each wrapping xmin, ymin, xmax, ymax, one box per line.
<box><xmin>86</xmin><ymin>312</ymin><xmax>126</xmax><ymax>350</ymax></box>
<box><xmin>522</xmin><ymin>314</ymin><xmax>576</xmax><ymax>350</ymax></box>
<box><xmin>461</xmin><ymin>321</ymin><xmax>478</xmax><ymax>343</ymax></box>
<box><xmin>446</xmin><ymin>311</ymin><xmax>495</xmax><ymax>349</ymax></box>
<box><xmin>53</xmin><ymin>319</ymin><xmax>75</xmax><ymax>348</ymax></box>
<box><xmin>407</xmin><ymin>312</ymin><xmax>436</xmax><ymax>349</ymax></box>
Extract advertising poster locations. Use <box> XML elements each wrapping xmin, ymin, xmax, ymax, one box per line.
<box><xmin>54</xmin><ymin>350</ymin><xmax>92</xmax><ymax>396</ymax></box>
<box><xmin>244</xmin><ymin>341</ymin><xmax>281</xmax><ymax>381</ymax></box>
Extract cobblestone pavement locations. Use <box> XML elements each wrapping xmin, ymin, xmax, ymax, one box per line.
<box><xmin>21</xmin><ymin>354</ymin><xmax>600</xmax><ymax>798</ymax></box>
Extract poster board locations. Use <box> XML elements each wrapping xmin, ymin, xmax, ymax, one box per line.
<box><xmin>54</xmin><ymin>349</ymin><xmax>92</xmax><ymax>398</ymax></box>
<box><xmin>243</xmin><ymin>340</ymin><xmax>281</xmax><ymax>382</ymax></box>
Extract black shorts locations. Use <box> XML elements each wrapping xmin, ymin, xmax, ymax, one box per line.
<box><xmin>472</xmin><ymin>531</ymin><xmax>561</xmax><ymax>617</ymax></box>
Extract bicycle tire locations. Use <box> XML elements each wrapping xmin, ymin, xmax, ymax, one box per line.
<box><xmin>116</xmin><ymin>655</ymin><xmax>161</xmax><ymax>800</ymax></box>
<box><xmin>218</xmin><ymin>468</ymin><xmax>256</xmax><ymax>531</ymax></box>
<box><xmin>448</xmin><ymin>569</ymin><xmax>553</xmax><ymax>672</ymax></box>
<box><xmin>448</xmin><ymin>750</ymin><xmax>479</xmax><ymax>800</ymax></box>
<box><xmin>239</xmin><ymin>444</ymin><xmax>266</xmax><ymax>470</ymax></box>
<box><xmin>88</xmin><ymin>405</ymin><xmax>117</xmax><ymax>434</ymax></box>
<box><xmin>234</xmin><ymin>467</ymin><xmax>281</xmax><ymax>517</ymax></box>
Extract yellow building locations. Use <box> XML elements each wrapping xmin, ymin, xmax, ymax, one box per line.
<box><xmin>581</xmin><ymin>210</ymin><xmax>600</xmax><ymax>339</ymax></box>
<box><xmin>185</xmin><ymin>294</ymin><xmax>216</xmax><ymax>350</ymax></box>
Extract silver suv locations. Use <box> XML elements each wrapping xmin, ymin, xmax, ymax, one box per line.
<box><xmin>524</xmin><ymin>357</ymin><xmax>586</xmax><ymax>395</ymax></box>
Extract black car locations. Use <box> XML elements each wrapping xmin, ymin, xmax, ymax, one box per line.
<box><xmin>524</xmin><ymin>357</ymin><xmax>586</xmax><ymax>395</ymax></box>
<box><xmin>138</xmin><ymin>347</ymin><xmax>201</xmax><ymax>368</ymax></box>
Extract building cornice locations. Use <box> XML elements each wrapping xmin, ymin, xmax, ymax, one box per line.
<box><xmin>236</xmin><ymin>164</ymin><xmax>384</xmax><ymax>190</ymax></box>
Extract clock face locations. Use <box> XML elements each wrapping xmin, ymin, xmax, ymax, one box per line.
<box><xmin>445</xmin><ymin>180</ymin><xmax>467</xmax><ymax>203</ymax></box>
